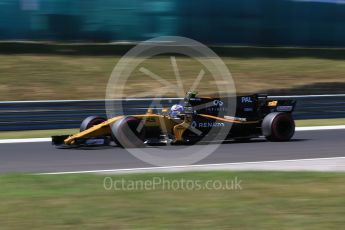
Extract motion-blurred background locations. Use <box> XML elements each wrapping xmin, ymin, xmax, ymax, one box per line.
<box><xmin>1</xmin><ymin>0</ymin><xmax>345</xmax><ymax>45</ymax></box>
<box><xmin>0</xmin><ymin>0</ymin><xmax>344</xmax><ymax>101</ymax></box>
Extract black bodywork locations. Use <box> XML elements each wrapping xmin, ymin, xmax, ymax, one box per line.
<box><xmin>182</xmin><ymin>93</ymin><xmax>296</xmax><ymax>142</ymax></box>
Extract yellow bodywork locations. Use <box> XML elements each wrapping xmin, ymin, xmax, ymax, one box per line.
<box><xmin>64</xmin><ymin>114</ymin><xmax>177</xmax><ymax>145</ymax></box>
<box><xmin>64</xmin><ymin>116</ymin><xmax>122</xmax><ymax>145</ymax></box>
<box><xmin>64</xmin><ymin>113</ymin><xmax>259</xmax><ymax>145</ymax></box>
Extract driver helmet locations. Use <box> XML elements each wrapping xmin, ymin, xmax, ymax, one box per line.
<box><xmin>170</xmin><ymin>104</ymin><xmax>184</xmax><ymax>117</ymax></box>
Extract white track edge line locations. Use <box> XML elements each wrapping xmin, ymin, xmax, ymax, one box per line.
<box><xmin>295</xmin><ymin>125</ymin><xmax>345</xmax><ymax>131</ymax></box>
<box><xmin>0</xmin><ymin>138</ymin><xmax>51</xmax><ymax>144</ymax></box>
<box><xmin>37</xmin><ymin>156</ymin><xmax>345</xmax><ymax>175</ymax></box>
<box><xmin>0</xmin><ymin>125</ymin><xmax>344</xmax><ymax>144</ymax></box>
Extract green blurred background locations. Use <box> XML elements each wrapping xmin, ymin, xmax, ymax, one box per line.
<box><xmin>0</xmin><ymin>0</ymin><xmax>345</xmax><ymax>100</ymax></box>
<box><xmin>1</xmin><ymin>0</ymin><xmax>345</xmax><ymax>46</ymax></box>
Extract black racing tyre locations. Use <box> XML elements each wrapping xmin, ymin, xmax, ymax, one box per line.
<box><xmin>111</xmin><ymin>116</ymin><xmax>145</xmax><ymax>148</ymax></box>
<box><xmin>80</xmin><ymin>116</ymin><xmax>106</xmax><ymax>132</ymax></box>
<box><xmin>262</xmin><ymin>112</ymin><xmax>295</xmax><ymax>142</ymax></box>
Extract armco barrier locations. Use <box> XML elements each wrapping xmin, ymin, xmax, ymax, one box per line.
<box><xmin>0</xmin><ymin>98</ymin><xmax>180</xmax><ymax>131</ymax></box>
<box><xmin>271</xmin><ymin>94</ymin><xmax>345</xmax><ymax>120</ymax></box>
<box><xmin>0</xmin><ymin>95</ymin><xmax>344</xmax><ymax>131</ymax></box>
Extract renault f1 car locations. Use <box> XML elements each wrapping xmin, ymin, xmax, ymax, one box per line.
<box><xmin>52</xmin><ymin>92</ymin><xmax>296</xmax><ymax>148</ymax></box>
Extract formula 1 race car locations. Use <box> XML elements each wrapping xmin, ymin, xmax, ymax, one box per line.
<box><xmin>52</xmin><ymin>92</ymin><xmax>296</xmax><ymax>148</ymax></box>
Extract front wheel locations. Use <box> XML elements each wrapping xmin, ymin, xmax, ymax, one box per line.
<box><xmin>262</xmin><ymin>112</ymin><xmax>295</xmax><ymax>142</ymax></box>
<box><xmin>111</xmin><ymin>116</ymin><xmax>145</xmax><ymax>148</ymax></box>
<box><xmin>80</xmin><ymin>116</ymin><xmax>106</xmax><ymax>132</ymax></box>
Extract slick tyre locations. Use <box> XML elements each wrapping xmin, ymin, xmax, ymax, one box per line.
<box><xmin>80</xmin><ymin>116</ymin><xmax>107</xmax><ymax>132</ymax></box>
<box><xmin>111</xmin><ymin>116</ymin><xmax>145</xmax><ymax>148</ymax></box>
<box><xmin>262</xmin><ymin>112</ymin><xmax>295</xmax><ymax>142</ymax></box>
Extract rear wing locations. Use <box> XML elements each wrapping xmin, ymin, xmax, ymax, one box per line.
<box><xmin>182</xmin><ymin>92</ymin><xmax>296</xmax><ymax>119</ymax></box>
<box><xmin>257</xmin><ymin>94</ymin><xmax>297</xmax><ymax>114</ymax></box>
<box><xmin>237</xmin><ymin>94</ymin><xmax>296</xmax><ymax>119</ymax></box>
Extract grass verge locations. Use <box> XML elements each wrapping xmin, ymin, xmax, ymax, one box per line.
<box><xmin>295</xmin><ymin>118</ymin><xmax>345</xmax><ymax>127</ymax></box>
<box><xmin>0</xmin><ymin>118</ymin><xmax>344</xmax><ymax>140</ymax></box>
<box><xmin>0</xmin><ymin>171</ymin><xmax>344</xmax><ymax>229</ymax></box>
<box><xmin>0</xmin><ymin>129</ymin><xmax>78</xmax><ymax>139</ymax></box>
<box><xmin>0</xmin><ymin>51</ymin><xmax>345</xmax><ymax>100</ymax></box>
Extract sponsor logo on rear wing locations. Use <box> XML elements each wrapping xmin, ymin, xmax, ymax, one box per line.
<box><xmin>276</xmin><ymin>105</ymin><xmax>294</xmax><ymax>112</ymax></box>
<box><xmin>267</xmin><ymin>99</ymin><xmax>296</xmax><ymax>112</ymax></box>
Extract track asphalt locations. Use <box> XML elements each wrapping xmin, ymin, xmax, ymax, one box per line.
<box><xmin>1</xmin><ymin>129</ymin><xmax>344</xmax><ymax>173</ymax></box>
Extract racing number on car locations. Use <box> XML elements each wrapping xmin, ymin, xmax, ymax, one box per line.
<box><xmin>146</xmin><ymin>117</ymin><xmax>156</xmax><ymax>122</ymax></box>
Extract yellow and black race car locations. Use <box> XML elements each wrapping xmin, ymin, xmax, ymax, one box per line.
<box><xmin>52</xmin><ymin>92</ymin><xmax>296</xmax><ymax>148</ymax></box>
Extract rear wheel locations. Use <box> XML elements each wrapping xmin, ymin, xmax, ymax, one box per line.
<box><xmin>262</xmin><ymin>112</ymin><xmax>295</xmax><ymax>142</ymax></box>
<box><xmin>80</xmin><ymin>116</ymin><xmax>106</xmax><ymax>132</ymax></box>
<box><xmin>111</xmin><ymin>116</ymin><xmax>145</xmax><ymax>148</ymax></box>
